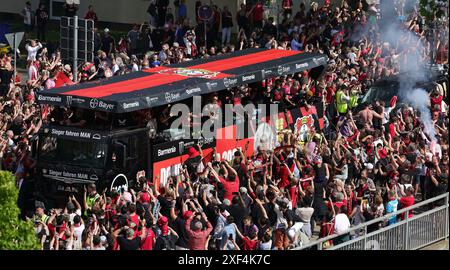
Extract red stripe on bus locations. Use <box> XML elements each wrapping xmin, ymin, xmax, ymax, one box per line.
<box><xmin>63</xmin><ymin>50</ymin><xmax>301</xmax><ymax>98</ymax></box>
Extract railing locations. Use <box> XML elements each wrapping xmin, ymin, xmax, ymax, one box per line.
<box><xmin>294</xmin><ymin>193</ymin><xmax>449</xmax><ymax>250</ymax></box>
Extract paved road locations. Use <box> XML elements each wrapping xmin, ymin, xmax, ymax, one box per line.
<box><xmin>421</xmin><ymin>240</ymin><xmax>449</xmax><ymax>250</ymax></box>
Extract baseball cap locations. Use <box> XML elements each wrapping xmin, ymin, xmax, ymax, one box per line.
<box><xmin>104</xmin><ymin>28</ymin><xmax>110</xmax><ymax>33</ymax></box>
<box><xmin>222</xmin><ymin>199</ymin><xmax>231</xmax><ymax>206</ymax></box>
<box><xmin>100</xmin><ymin>235</ymin><xmax>107</xmax><ymax>243</ymax></box>
<box><xmin>239</xmin><ymin>187</ymin><xmax>247</xmax><ymax>194</ymax></box>
<box><xmin>183</xmin><ymin>210</ymin><xmax>193</xmax><ymax>220</ymax></box>
<box><xmin>365</xmin><ymin>163</ymin><xmax>374</xmax><ymax>170</ymax></box>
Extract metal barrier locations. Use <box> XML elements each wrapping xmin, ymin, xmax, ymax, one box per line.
<box><xmin>294</xmin><ymin>193</ymin><xmax>449</xmax><ymax>250</ymax></box>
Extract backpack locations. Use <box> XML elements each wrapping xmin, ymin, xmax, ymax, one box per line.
<box><xmin>160</xmin><ymin>235</ymin><xmax>175</xmax><ymax>250</ymax></box>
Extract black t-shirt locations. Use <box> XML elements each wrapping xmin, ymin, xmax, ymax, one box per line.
<box><xmin>157</xmin><ymin>195</ymin><xmax>172</xmax><ymax>219</ymax></box>
<box><xmin>184</xmin><ymin>156</ymin><xmax>202</xmax><ymax>179</ymax></box>
<box><xmin>65</xmin><ymin>6</ymin><xmax>77</xmax><ymax>17</ymax></box>
<box><xmin>262</xmin><ymin>23</ymin><xmax>277</xmax><ymax>37</ymax></box>
<box><xmin>227</xmin><ymin>204</ymin><xmax>248</xmax><ymax>229</ymax></box>
<box><xmin>233</xmin><ymin>162</ymin><xmax>248</xmax><ymax>188</ymax></box>
<box><xmin>35</xmin><ymin>8</ymin><xmax>48</xmax><ymax>25</ymax></box>
<box><xmin>264</xmin><ymin>203</ymin><xmax>277</xmax><ymax>227</ymax></box>
<box><xmin>283</xmin><ymin>209</ymin><xmax>301</xmax><ymax>224</ymax></box>
<box><xmin>101</xmin><ymin>35</ymin><xmax>115</xmax><ymax>53</ymax></box>
<box><xmin>430</xmin><ymin>183</ymin><xmax>448</xmax><ymax>198</ymax></box>
<box><xmin>0</xmin><ymin>68</ymin><xmax>13</xmax><ymax>85</ymax></box>
<box><xmin>221</xmin><ymin>11</ymin><xmax>233</xmax><ymax>28</ymax></box>
<box><xmin>205</xmin><ymin>203</ymin><xmax>219</xmax><ymax>228</ymax></box>
<box><xmin>172</xmin><ymin>216</ymin><xmax>189</xmax><ymax>248</ymax></box>
<box><xmin>117</xmin><ymin>236</ymin><xmax>141</xmax><ymax>250</ymax></box>
<box><xmin>154</xmin><ymin>234</ymin><xmax>178</xmax><ymax>250</ymax></box>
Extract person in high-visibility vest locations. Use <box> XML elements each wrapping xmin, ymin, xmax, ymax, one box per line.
<box><xmin>335</xmin><ymin>86</ymin><xmax>351</xmax><ymax>116</ymax></box>
<box><xmin>349</xmin><ymin>88</ymin><xmax>359</xmax><ymax>110</ymax></box>
<box><xmin>34</xmin><ymin>201</ymin><xmax>49</xmax><ymax>224</ymax></box>
<box><xmin>84</xmin><ymin>183</ymin><xmax>100</xmax><ymax>214</ymax></box>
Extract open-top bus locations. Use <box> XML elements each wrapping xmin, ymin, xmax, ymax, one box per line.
<box><xmin>34</xmin><ymin>48</ymin><xmax>328</xmax><ymax>206</ymax></box>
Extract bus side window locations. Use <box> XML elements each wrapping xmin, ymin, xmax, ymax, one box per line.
<box><xmin>129</xmin><ymin>136</ymin><xmax>138</xmax><ymax>160</ymax></box>
<box><xmin>112</xmin><ymin>141</ymin><xmax>127</xmax><ymax>168</ymax></box>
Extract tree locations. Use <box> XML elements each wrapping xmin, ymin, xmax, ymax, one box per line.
<box><xmin>0</xmin><ymin>171</ymin><xmax>40</xmax><ymax>250</ymax></box>
<box><xmin>419</xmin><ymin>0</ymin><xmax>448</xmax><ymax>21</ymax></box>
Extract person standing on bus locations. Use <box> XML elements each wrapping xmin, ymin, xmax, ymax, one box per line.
<box><xmin>221</xmin><ymin>6</ymin><xmax>233</xmax><ymax>46</ymax></box>
<box><xmin>249</xmin><ymin>0</ymin><xmax>264</xmax><ymax>30</ymax></box>
<box><xmin>282</xmin><ymin>0</ymin><xmax>293</xmax><ymax>20</ymax></box>
<box><xmin>35</xmin><ymin>3</ymin><xmax>49</xmax><ymax>42</ymax></box>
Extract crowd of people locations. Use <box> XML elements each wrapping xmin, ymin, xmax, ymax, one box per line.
<box><xmin>0</xmin><ymin>0</ymin><xmax>448</xmax><ymax>250</ymax></box>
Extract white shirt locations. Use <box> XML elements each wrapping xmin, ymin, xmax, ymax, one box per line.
<box><xmin>347</xmin><ymin>52</ymin><xmax>357</xmax><ymax>64</ymax></box>
<box><xmin>69</xmin><ymin>209</ymin><xmax>82</xmax><ymax>224</ymax></box>
<box><xmin>334</xmin><ymin>213</ymin><xmax>351</xmax><ymax>234</ymax></box>
<box><xmin>26</xmin><ymin>43</ymin><xmax>43</xmax><ymax>61</ymax></box>
<box><xmin>258</xmin><ymin>240</ymin><xmax>272</xmax><ymax>250</ymax></box>
<box><xmin>73</xmin><ymin>223</ymin><xmax>85</xmax><ymax>241</ymax></box>
<box><xmin>383</xmin><ymin>107</ymin><xmax>393</xmax><ymax>124</ymax></box>
<box><xmin>23</xmin><ymin>7</ymin><xmax>32</xmax><ymax>25</ymax></box>
<box><xmin>112</xmin><ymin>64</ymin><xmax>119</xmax><ymax>74</ymax></box>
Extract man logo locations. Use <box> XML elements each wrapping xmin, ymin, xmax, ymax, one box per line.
<box><xmin>165</xmin><ymin>92</ymin><xmax>172</xmax><ymax>103</ymax></box>
<box><xmin>223</xmin><ymin>78</ymin><xmax>230</xmax><ymax>88</ymax></box>
<box><xmin>66</xmin><ymin>96</ymin><xmax>73</xmax><ymax>106</ymax></box>
<box><xmin>90</xmin><ymin>98</ymin><xmax>99</xmax><ymax>108</ymax></box>
<box><xmin>278</xmin><ymin>65</ymin><xmax>284</xmax><ymax>75</ymax></box>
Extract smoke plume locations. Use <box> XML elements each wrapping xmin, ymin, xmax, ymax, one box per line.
<box><xmin>378</xmin><ymin>0</ymin><xmax>437</xmax><ymax>142</ymax></box>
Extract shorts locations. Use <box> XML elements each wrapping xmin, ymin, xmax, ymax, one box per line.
<box><xmin>412</xmin><ymin>175</ymin><xmax>424</xmax><ymax>186</ymax></box>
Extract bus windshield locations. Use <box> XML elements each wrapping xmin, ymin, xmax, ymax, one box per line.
<box><xmin>39</xmin><ymin>134</ymin><xmax>107</xmax><ymax>168</ymax></box>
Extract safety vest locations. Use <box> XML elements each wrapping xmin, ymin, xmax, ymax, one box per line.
<box><xmin>87</xmin><ymin>193</ymin><xmax>100</xmax><ymax>209</ymax></box>
<box><xmin>336</xmin><ymin>90</ymin><xmax>348</xmax><ymax>114</ymax></box>
<box><xmin>40</xmin><ymin>214</ymin><xmax>49</xmax><ymax>224</ymax></box>
<box><xmin>349</xmin><ymin>94</ymin><xmax>358</xmax><ymax>109</ymax></box>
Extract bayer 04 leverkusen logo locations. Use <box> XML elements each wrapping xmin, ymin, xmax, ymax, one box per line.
<box><xmin>158</xmin><ymin>68</ymin><xmax>221</xmax><ymax>79</ymax></box>
<box><xmin>294</xmin><ymin>115</ymin><xmax>314</xmax><ymax>142</ymax></box>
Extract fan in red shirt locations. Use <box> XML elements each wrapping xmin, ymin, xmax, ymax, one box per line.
<box><xmin>233</xmin><ymin>223</ymin><xmax>258</xmax><ymax>250</ymax></box>
<box><xmin>250</xmin><ymin>0</ymin><xmax>264</xmax><ymax>28</ymax></box>
<box><xmin>282</xmin><ymin>0</ymin><xmax>293</xmax><ymax>19</ymax></box>
<box><xmin>139</xmin><ymin>222</ymin><xmax>156</xmax><ymax>250</ymax></box>
<box><xmin>210</xmin><ymin>161</ymin><xmax>240</xmax><ymax>201</ymax></box>
<box><xmin>288</xmin><ymin>178</ymin><xmax>299</xmax><ymax>208</ymax></box>
<box><xmin>430</xmin><ymin>89</ymin><xmax>443</xmax><ymax>112</ymax></box>
<box><xmin>399</xmin><ymin>187</ymin><xmax>415</xmax><ymax>220</ymax></box>
<box><xmin>277</xmin><ymin>155</ymin><xmax>291</xmax><ymax>189</ymax></box>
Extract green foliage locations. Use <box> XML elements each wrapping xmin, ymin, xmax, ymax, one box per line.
<box><xmin>0</xmin><ymin>171</ymin><xmax>40</xmax><ymax>250</ymax></box>
<box><xmin>419</xmin><ymin>0</ymin><xmax>448</xmax><ymax>21</ymax></box>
